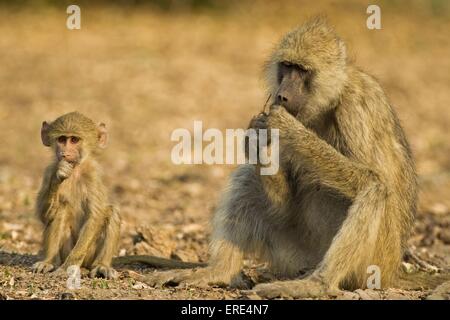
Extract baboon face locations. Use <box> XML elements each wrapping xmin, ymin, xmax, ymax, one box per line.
<box><xmin>275</xmin><ymin>61</ymin><xmax>311</xmax><ymax>116</ymax></box>
<box><xmin>41</xmin><ymin>121</ymin><xmax>83</xmax><ymax>163</ymax></box>
<box><xmin>267</xmin><ymin>19</ymin><xmax>348</xmax><ymax>124</ymax></box>
<box><xmin>54</xmin><ymin>135</ymin><xmax>82</xmax><ymax>163</ymax></box>
<box><xmin>40</xmin><ymin>112</ymin><xmax>108</xmax><ymax>164</ymax></box>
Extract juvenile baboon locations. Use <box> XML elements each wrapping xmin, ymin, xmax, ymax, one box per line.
<box><xmin>33</xmin><ymin>112</ymin><xmax>121</xmax><ymax>279</ymax></box>
<box><xmin>133</xmin><ymin>18</ymin><xmax>419</xmax><ymax>297</ymax></box>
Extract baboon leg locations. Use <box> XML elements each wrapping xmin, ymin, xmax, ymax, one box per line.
<box><xmin>136</xmin><ymin>165</ymin><xmax>284</xmax><ymax>289</ymax></box>
<box><xmin>58</xmin><ymin>214</ymin><xmax>104</xmax><ymax>270</ymax></box>
<box><xmin>32</xmin><ymin>206</ymin><xmax>68</xmax><ymax>273</ymax></box>
<box><xmin>253</xmin><ymin>184</ymin><xmax>400</xmax><ymax>298</ymax></box>
<box><xmin>132</xmin><ymin>239</ymin><xmax>246</xmax><ymax>289</ymax></box>
<box><xmin>315</xmin><ymin>184</ymin><xmax>401</xmax><ymax>290</ymax></box>
<box><xmin>90</xmin><ymin>206</ymin><xmax>121</xmax><ymax>279</ymax></box>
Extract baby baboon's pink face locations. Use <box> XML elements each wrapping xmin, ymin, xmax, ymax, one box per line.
<box><xmin>55</xmin><ymin>135</ymin><xmax>82</xmax><ymax>163</ymax></box>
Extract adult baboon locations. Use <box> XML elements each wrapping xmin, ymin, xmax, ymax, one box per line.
<box><xmin>135</xmin><ymin>18</ymin><xmax>418</xmax><ymax>298</ymax></box>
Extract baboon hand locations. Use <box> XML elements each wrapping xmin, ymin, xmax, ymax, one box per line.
<box><xmin>247</xmin><ymin>112</ymin><xmax>272</xmax><ymax>153</ymax></box>
<box><xmin>32</xmin><ymin>261</ymin><xmax>55</xmax><ymax>274</ymax></box>
<box><xmin>248</xmin><ymin>112</ymin><xmax>270</xmax><ymax>131</ymax></box>
<box><xmin>56</xmin><ymin>160</ymin><xmax>74</xmax><ymax>181</ymax></box>
<box><xmin>267</xmin><ymin>104</ymin><xmax>298</xmax><ymax>131</ymax></box>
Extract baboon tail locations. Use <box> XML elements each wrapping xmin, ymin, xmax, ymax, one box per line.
<box><xmin>113</xmin><ymin>255</ymin><xmax>206</xmax><ymax>269</ymax></box>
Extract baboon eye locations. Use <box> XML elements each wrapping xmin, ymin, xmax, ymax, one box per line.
<box><xmin>70</xmin><ymin>136</ymin><xmax>80</xmax><ymax>144</ymax></box>
<box><xmin>281</xmin><ymin>61</ymin><xmax>294</xmax><ymax>67</ymax></box>
<box><xmin>57</xmin><ymin>136</ymin><xmax>67</xmax><ymax>144</ymax></box>
<box><xmin>297</xmin><ymin>64</ymin><xmax>308</xmax><ymax>73</ymax></box>
<box><xmin>281</xmin><ymin>61</ymin><xmax>308</xmax><ymax>74</ymax></box>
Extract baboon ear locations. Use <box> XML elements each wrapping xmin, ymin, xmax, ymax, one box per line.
<box><xmin>41</xmin><ymin>121</ymin><xmax>52</xmax><ymax>147</ymax></box>
<box><xmin>97</xmin><ymin>123</ymin><xmax>108</xmax><ymax>149</ymax></box>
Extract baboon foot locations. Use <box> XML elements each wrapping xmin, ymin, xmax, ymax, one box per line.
<box><xmin>51</xmin><ymin>266</ymin><xmax>71</xmax><ymax>278</ymax></box>
<box><xmin>32</xmin><ymin>261</ymin><xmax>55</xmax><ymax>274</ymax></box>
<box><xmin>90</xmin><ymin>264</ymin><xmax>118</xmax><ymax>279</ymax></box>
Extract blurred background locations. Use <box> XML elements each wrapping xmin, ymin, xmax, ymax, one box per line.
<box><xmin>0</xmin><ymin>0</ymin><xmax>449</xmax><ymax>299</ymax></box>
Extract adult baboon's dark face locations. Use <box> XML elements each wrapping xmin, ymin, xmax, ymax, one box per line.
<box><xmin>275</xmin><ymin>61</ymin><xmax>311</xmax><ymax>116</ymax></box>
<box><xmin>266</xmin><ymin>19</ymin><xmax>348</xmax><ymax>124</ymax></box>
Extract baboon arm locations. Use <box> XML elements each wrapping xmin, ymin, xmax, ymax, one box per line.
<box><xmin>36</xmin><ymin>168</ymin><xmax>60</xmax><ymax>222</ymax></box>
<box><xmin>92</xmin><ymin>206</ymin><xmax>121</xmax><ymax>267</ymax></box>
<box><xmin>269</xmin><ymin>108</ymin><xmax>382</xmax><ymax>199</ymax></box>
<box><xmin>61</xmin><ymin>217</ymin><xmax>103</xmax><ymax>267</ymax></box>
<box><xmin>36</xmin><ymin>168</ymin><xmax>65</xmax><ymax>264</ymax></box>
<box><xmin>289</xmin><ymin>131</ymin><xmax>378</xmax><ymax>199</ymax></box>
<box><xmin>41</xmin><ymin>210</ymin><xmax>67</xmax><ymax>264</ymax></box>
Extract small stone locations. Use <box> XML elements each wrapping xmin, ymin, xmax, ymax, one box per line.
<box><xmin>11</xmin><ymin>230</ymin><xmax>19</xmax><ymax>241</ymax></box>
<box><xmin>402</xmin><ymin>262</ymin><xmax>417</xmax><ymax>274</ymax></box>
<box><xmin>132</xmin><ymin>281</ymin><xmax>148</xmax><ymax>290</ymax></box>
<box><xmin>429</xmin><ymin>203</ymin><xmax>448</xmax><ymax>216</ymax></box>
<box><xmin>210</xmin><ymin>167</ymin><xmax>225</xmax><ymax>178</ymax></box>
<box><xmin>2</xmin><ymin>222</ymin><xmax>23</xmax><ymax>231</ymax></box>
<box><xmin>128</xmin><ymin>179</ymin><xmax>141</xmax><ymax>191</ymax></box>
<box><xmin>242</xmin><ymin>291</ymin><xmax>262</xmax><ymax>300</ymax></box>
<box><xmin>181</xmin><ymin>223</ymin><xmax>203</xmax><ymax>234</ymax></box>
<box><xmin>384</xmin><ymin>290</ymin><xmax>410</xmax><ymax>300</ymax></box>
<box><xmin>336</xmin><ymin>291</ymin><xmax>360</xmax><ymax>300</ymax></box>
<box><xmin>354</xmin><ymin>289</ymin><xmax>381</xmax><ymax>300</ymax></box>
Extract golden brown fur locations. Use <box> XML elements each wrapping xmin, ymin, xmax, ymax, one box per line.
<box><xmin>130</xmin><ymin>18</ymin><xmax>418</xmax><ymax>297</ymax></box>
<box><xmin>33</xmin><ymin>112</ymin><xmax>121</xmax><ymax>279</ymax></box>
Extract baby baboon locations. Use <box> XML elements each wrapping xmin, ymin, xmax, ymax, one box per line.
<box><xmin>33</xmin><ymin>112</ymin><xmax>121</xmax><ymax>279</ymax></box>
<box><xmin>135</xmin><ymin>18</ymin><xmax>418</xmax><ymax>297</ymax></box>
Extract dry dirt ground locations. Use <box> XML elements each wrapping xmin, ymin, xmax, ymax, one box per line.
<box><xmin>0</xmin><ymin>1</ymin><xmax>449</xmax><ymax>300</ymax></box>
